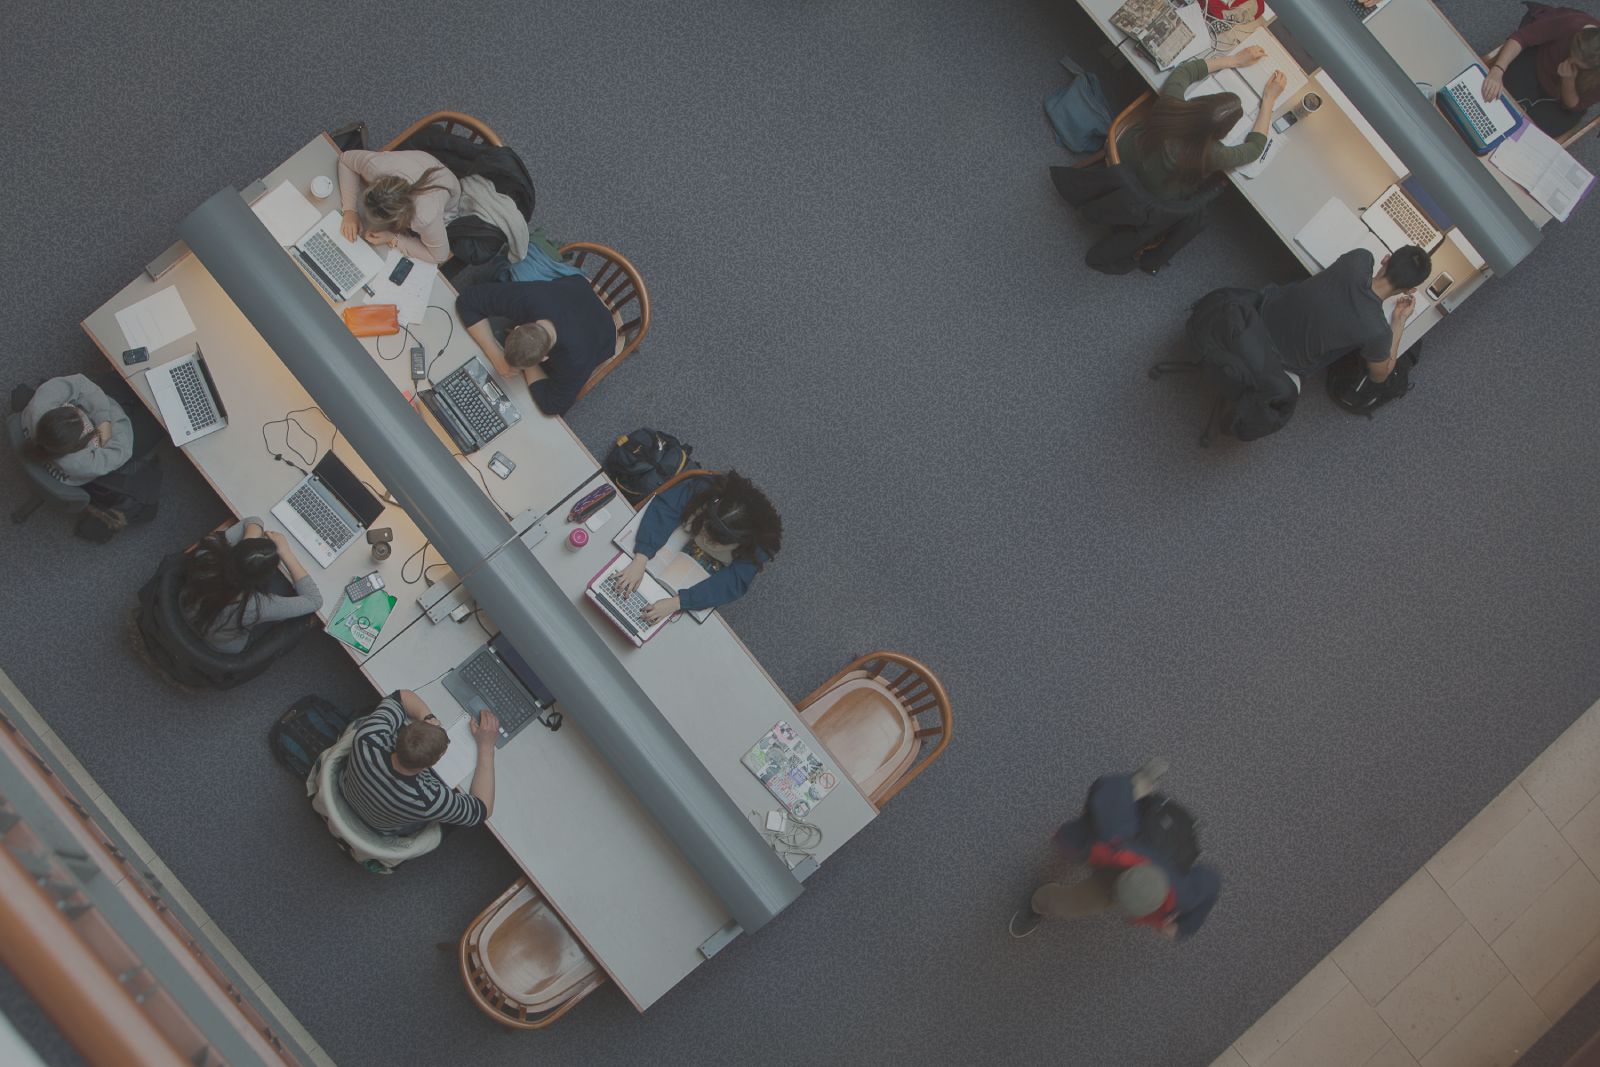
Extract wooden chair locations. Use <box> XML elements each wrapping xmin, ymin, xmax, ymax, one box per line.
<box><xmin>561</xmin><ymin>243</ymin><xmax>651</xmax><ymax>404</ymax></box>
<box><xmin>459</xmin><ymin>878</ymin><xmax>606</xmax><ymax>1029</ymax></box>
<box><xmin>383</xmin><ymin>111</ymin><xmax>503</xmax><ymax>151</ymax></box>
<box><xmin>1074</xmin><ymin>91</ymin><xmax>1154</xmax><ymax>169</ymax></box>
<box><xmin>632</xmin><ymin>467</ymin><xmax>717</xmax><ymax>510</ymax></box>
<box><xmin>796</xmin><ymin>652</ymin><xmax>953</xmax><ymax>808</ymax></box>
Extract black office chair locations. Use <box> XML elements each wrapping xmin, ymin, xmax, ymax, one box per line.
<box><xmin>8</xmin><ymin>385</ymin><xmax>92</xmax><ymax>524</ymax></box>
<box><xmin>134</xmin><ymin>552</ymin><xmax>316</xmax><ymax>690</ymax></box>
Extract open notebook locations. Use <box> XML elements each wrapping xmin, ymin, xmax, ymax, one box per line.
<box><xmin>1189</xmin><ymin>26</ymin><xmax>1309</xmax><ymax>145</ymax></box>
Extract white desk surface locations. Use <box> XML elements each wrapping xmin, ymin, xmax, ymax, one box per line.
<box><xmin>81</xmin><ymin>134</ymin><xmax>878</xmax><ymax>1013</ymax></box>
<box><xmin>1073</xmin><ymin>0</ymin><xmax>1552</xmax><ymax>347</ymax></box>
<box><xmin>379</xmin><ymin>475</ymin><xmax>878</xmax><ymax>1011</ymax></box>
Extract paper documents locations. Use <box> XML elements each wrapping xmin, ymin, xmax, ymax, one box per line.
<box><xmin>433</xmin><ymin>715</ymin><xmax>480</xmax><ymax>789</ymax></box>
<box><xmin>250</xmin><ymin>182</ymin><xmax>322</xmax><ymax>246</ymax></box>
<box><xmin>1491</xmin><ymin>123</ymin><xmax>1595</xmax><ymax>223</ymax></box>
<box><xmin>1200</xmin><ymin>27</ymin><xmax>1308</xmax><ymax>112</ymax></box>
<box><xmin>114</xmin><ymin>287</ymin><xmax>196</xmax><ymax>353</ymax></box>
<box><xmin>1294</xmin><ymin>198</ymin><xmax>1388</xmax><ymax>269</ymax></box>
<box><xmin>1111</xmin><ymin>0</ymin><xmax>1198</xmax><ymax>70</ymax></box>
<box><xmin>368</xmin><ymin>251</ymin><xmax>438</xmax><ymax>325</ymax></box>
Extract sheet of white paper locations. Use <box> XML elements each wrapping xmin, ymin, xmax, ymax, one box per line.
<box><xmin>612</xmin><ymin>507</ymin><xmax>716</xmax><ymax>623</ymax></box>
<box><xmin>1491</xmin><ymin>123</ymin><xmax>1595</xmax><ymax>223</ymax></box>
<box><xmin>250</xmin><ymin>182</ymin><xmax>322</xmax><ymax>246</ymax></box>
<box><xmin>1169</xmin><ymin>3</ymin><xmax>1212</xmax><ymax>68</ymax></box>
<box><xmin>1294</xmin><ymin>198</ymin><xmax>1389</xmax><ymax>269</ymax></box>
<box><xmin>366</xmin><ymin>250</ymin><xmax>438</xmax><ymax>325</ymax></box>
<box><xmin>114</xmin><ymin>287</ymin><xmax>196</xmax><ymax>353</ymax></box>
<box><xmin>1230</xmin><ymin>26</ymin><xmax>1307</xmax><ymax>105</ymax></box>
<box><xmin>1235</xmin><ymin>133</ymin><xmax>1278</xmax><ymax>179</ymax></box>
<box><xmin>432</xmin><ymin>716</ymin><xmax>479</xmax><ymax>789</ymax></box>
<box><xmin>1383</xmin><ymin>292</ymin><xmax>1432</xmax><ymax>328</ymax></box>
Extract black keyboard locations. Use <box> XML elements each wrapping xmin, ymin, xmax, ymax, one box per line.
<box><xmin>301</xmin><ymin>230</ymin><xmax>365</xmax><ymax>294</ymax></box>
<box><xmin>286</xmin><ymin>483</ymin><xmax>355</xmax><ymax>549</ymax></box>
<box><xmin>456</xmin><ymin>654</ymin><xmax>538</xmax><ymax>749</ymax></box>
<box><xmin>170</xmin><ymin>361</ymin><xmax>219</xmax><ymax>431</ymax></box>
<box><xmin>1344</xmin><ymin>0</ymin><xmax>1379</xmax><ymax>21</ymax></box>
<box><xmin>437</xmin><ymin>366</ymin><xmax>509</xmax><ymax>444</ymax></box>
<box><xmin>418</xmin><ymin>389</ymin><xmax>479</xmax><ymax>452</ymax></box>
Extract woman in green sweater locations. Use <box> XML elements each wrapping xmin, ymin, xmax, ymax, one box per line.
<box><xmin>1119</xmin><ymin>47</ymin><xmax>1286</xmax><ymax>200</ymax></box>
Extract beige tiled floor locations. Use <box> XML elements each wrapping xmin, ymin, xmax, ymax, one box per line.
<box><xmin>1212</xmin><ymin>697</ymin><xmax>1600</xmax><ymax>1067</ymax></box>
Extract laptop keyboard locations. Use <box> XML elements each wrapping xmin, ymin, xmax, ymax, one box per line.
<box><xmin>302</xmin><ymin>230</ymin><xmax>365</xmax><ymax>294</ymax></box>
<box><xmin>457</xmin><ymin>653</ymin><xmax>538</xmax><ymax>747</ymax></box>
<box><xmin>170</xmin><ymin>360</ymin><xmax>220</xmax><ymax>431</ymax></box>
<box><xmin>286</xmin><ymin>483</ymin><xmax>356</xmax><ymax>550</ymax></box>
<box><xmin>596</xmin><ymin>573</ymin><xmax>654</xmax><ymax>635</ymax></box>
<box><xmin>438</xmin><ymin>365</ymin><xmax>509</xmax><ymax>443</ymax></box>
<box><xmin>1344</xmin><ymin>0</ymin><xmax>1379</xmax><ymax>22</ymax></box>
<box><xmin>1444</xmin><ymin>82</ymin><xmax>1505</xmax><ymax>141</ymax></box>
<box><xmin>1379</xmin><ymin>191</ymin><xmax>1440</xmax><ymax>247</ymax></box>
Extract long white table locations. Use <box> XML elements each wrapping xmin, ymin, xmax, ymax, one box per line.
<box><xmin>82</xmin><ymin>134</ymin><xmax>878</xmax><ymax>1011</ymax></box>
<box><xmin>1073</xmin><ymin>0</ymin><xmax>1551</xmax><ymax>350</ymax></box>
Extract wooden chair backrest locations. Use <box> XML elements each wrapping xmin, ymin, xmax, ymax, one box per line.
<box><xmin>561</xmin><ymin>243</ymin><xmax>651</xmax><ymax>404</ymax></box>
<box><xmin>1106</xmin><ymin>91</ymin><xmax>1154</xmax><ymax>167</ymax></box>
<box><xmin>383</xmin><ymin>111</ymin><xmax>504</xmax><ymax>150</ymax></box>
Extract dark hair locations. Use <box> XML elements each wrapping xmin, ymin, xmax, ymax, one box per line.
<box><xmin>1383</xmin><ymin>245</ymin><xmax>1432</xmax><ymax>291</ymax></box>
<box><xmin>395</xmin><ymin>721</ymin><xmax>449</xmax><ymax>770</ymax></box>
<box><xmin>180</xmin><ymin>532</ymin><xmax>282</xmax><ymax>636</ymax></box>
<box><xmin>1134</xmin><ymin>92</ymin><xmax>1245</xmax><ymax>187</ymax></box>
<box><xmin>23</xmin><ymin>406</ymin><xmax>93</xmax><ymax>462</ymax></box>
<box><xmin>682</xmin><ymin>471</ymin><xmax>782</xmax><ymax>566</ymax></box>
<box><xmin>361</xmin><ymin>165</ymin><xmax>450</xmax><ymax>233</ymax></box>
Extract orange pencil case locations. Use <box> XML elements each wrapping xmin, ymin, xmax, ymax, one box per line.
<box><xmin>343</xmin><ymin>304</ymin><xmax>400</xmax><ymax>337</ymax></box>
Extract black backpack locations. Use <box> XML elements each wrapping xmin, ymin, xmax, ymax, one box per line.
<box><xmin>1137</xmin><ymin>794</ymin><xmax>1201</xmax><ymax>873</ymax></box>
<box><xmin>269</xmin><ymin>695</ymin><xmax>355</xmax><ymax>780</ymax></box>
<box><xmin>604</xmin><ymin>429</ymin><xmax>693</xmax><ymax>501</ymax></box>
<box><xmin>1327</xmin><ymin>341</ymin><xmax>1420</xmax><ymax>418</ymax></box>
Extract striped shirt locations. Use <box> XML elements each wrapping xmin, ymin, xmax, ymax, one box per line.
<box><xmin>338</xmin><ymin>697</ymin><xmax>486</xmax><ymax>834</ymax></box>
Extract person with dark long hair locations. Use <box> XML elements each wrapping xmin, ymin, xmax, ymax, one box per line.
<box><xmin>1480</xmin><ymin>5</ymin><xmax>1600</xmax><ymax>137</ymax></box>
<box><xmin>20</xmin><ymin>374</ymin><xmax>134</xmax><ymax>485</ymax></box>
<box><xmin>1120</xmin><ymin>47</ymin><xmax>1287</xmax><ymax>200</ymax></box>
<box><xmin>614</xmin><ymin>471</ymin><xmax>782</xmax><ymax>621</ymax></box>
<box><xmin>180</xmin><ymin>517</ymin><xmax>323</xmax><ymax>653</ymax></box>
<box><xmin>336</xmin><ymin>149</ymin><xmax>461</xmax><ymax>263</ymax></box>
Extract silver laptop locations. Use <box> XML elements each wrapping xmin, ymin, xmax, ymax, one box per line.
<box><xmin>1362</xmin><ymin>183</ymin><xmax>1444</xmax><ymax>254</ymax></box>
<box><xmin>292</xmin><ymin>210</ymin><xmax>386</xmax><ymax>302</ymax></box>
<box><xmin>145</xmin><ymin>348</ymin><xmax>228</xmax><ymax>445</ymax></box>
<box><xmin>584</xmin><ymin>552</ymin><xmax>676</xmax><ymax>647</ymax></box>
<box><xmin>270</xmin><ymin>453</ymin><xmax>386</xmax><ymax>568</ymax></box>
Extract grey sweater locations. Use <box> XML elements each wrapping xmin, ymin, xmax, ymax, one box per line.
<box><xmin>22</xmin><ymin>375</ymin><xmax>134</xmax><ymax>485</ymax></box>
<box><xmin>184</xmin><ymin>518</ymin><xmax>324</xmax><ymax>653</ymax></box>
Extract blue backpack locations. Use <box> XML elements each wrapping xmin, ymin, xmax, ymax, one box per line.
<box><xmin>1044</xmin><ymin>54</ymin><xmax>1112</xmax><ymax>154</ymax></box>
<box><xmin>269</xmin><ymin>695</ymin><xmax>355</xmax><ymax>780</ymax></box>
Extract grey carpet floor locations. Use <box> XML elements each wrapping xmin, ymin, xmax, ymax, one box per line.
<box><xmin>3</xmin><ymin>2</ymin><xmax>1598</xmax><ymax>1064</ymax></box>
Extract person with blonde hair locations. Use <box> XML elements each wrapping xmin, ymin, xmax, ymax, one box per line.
<box><xmin>336</xmin><ymin>149</ymin><xmax>461</xmax><ymax>263</ymax></box>
<box><xmin>1481</xmin><ymin>3</ymin><xmax>1600</xmax><ymax>136</ymax></box>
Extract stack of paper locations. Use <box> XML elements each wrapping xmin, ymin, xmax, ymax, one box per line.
<box><xmin>1491</xmin><ymin>123</ymin><xmax>1595</xmax><ymax>222</ymax></box>
<box><xmin>250</xmin><ymin>182</ymin><xmax>322</xmax><ymax>246</ymax></box>
<box><xmin>433</xmin><ymin>715</ymin><xmax>480</xmax><ymax>789</ymax></box>
<box><xmin>114</xmin><ymin>287</ymin><xmax>196</xmax><ymax>353</ymax></box>
<box><xmin>367</xmin><ymin>250</ymin><xmax>438</xmax><ymax>325</ymax></box>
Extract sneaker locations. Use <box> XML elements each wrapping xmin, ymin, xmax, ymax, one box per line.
<box><xmin>1132</xmin><ymin>756</ymin><xmax>1170</xmax><ymax>798</ymax></box>
<box><xmin>1009</xmin><ymin>907</ymin><xmax>1044</xmax><ymax>939</ymax></box>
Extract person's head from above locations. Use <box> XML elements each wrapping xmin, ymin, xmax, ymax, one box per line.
<box><xmin>1571</xmin><ymin>28</ymin><xmax>1600</xmax><ymax>91</ymax></box>
<box><xmin>24</xmin><ymin>406</ymin><xmax>94</xmax><ymax>462</ymax></box>
<box><xmin>1112</xmin><ymin>864</ymin><xmax>1172</xmax><ymax>919</ymax></box>
<box><xmin>182</xmin><ymin>532</ymin><xmax>283</xmax><ymax>632</ymax></box>
<box><xmin>359</xmin><ymin>166</ymin><xmax>450</xmax><ymax>235</ymax></box>
<box><xmin>394</xmin><ymin>719</ymin><xmax>450</xmax><ymax>774</ymax></box>
<box><xmin>1138</xmin><ymin>92</ymin><xmax>1246</xmax><ymax>185</ymax></box>
<box><xmin>683</xmin><ymin>471</ymin><xmax>783</xmax><ymax>563</ymax></box>
<box><xmin>1373</xmin><ymin>245</ymin><xmax>1432</xmax><ymax>298</ymax></box>
<box><xmin>504</xmin><ymin>321</ymin><xmax>557</xmax><ymax>368</ymax></box>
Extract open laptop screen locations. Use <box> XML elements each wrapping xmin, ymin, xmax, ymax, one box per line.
<box><xmin>313</xmin><ymin>453</ymin><xmax>385</xmax><ymax>528</ymax></box>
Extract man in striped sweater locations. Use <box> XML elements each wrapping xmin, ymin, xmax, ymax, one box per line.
<box><xmin>339</xmin><ymin>690</ymin><xmax>499</xmax><ymax>836</ymax></box>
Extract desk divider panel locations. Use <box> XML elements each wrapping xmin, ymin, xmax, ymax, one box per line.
<box><xmin>1269</xmin><ymin>0</ymin><xmax>1541</xmax><ymax>276</ymax></box>
<box><xmin>178</xmin><ymin>189</ymin><xmax>801</xmax><ymax>933</ymax></box>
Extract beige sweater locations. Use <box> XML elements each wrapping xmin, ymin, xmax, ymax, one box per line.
<box><xmin>337</xmin><ymin>150</ymin><xmax>461</xmax><ymax>264</ymax></box>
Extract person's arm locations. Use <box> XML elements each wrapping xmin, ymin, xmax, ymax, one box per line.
<box><xmin>677</xmin><ymin>559</ymin><xmax>758</xmax><ymax>612</ymax></box>
<box><xmin>1085</xmin><ymin>775</ymin><xmax>1141</xmax><ymax>843</ymax></box>
<box><xmin>22</xmin><ymin>377</ymin><xmax>75</xmax><ymax>424</ymax></box>
<box><xmin>336</xmin><ymin>149</ymin><xmax>378</xmax><ymax>240</ymax></box>
<box><xmin>458</xmin><ymin>284</ymin><xmax>535</xmax><ymax>379</ymax></box>
<box><xmin>1164</xmin><ymin>56</ymin><xmax>1219</xmax><ymax>100</ymax></box>
<box><xmin>1204</xmin><ymin>45</ymin><xmax>1265</xmax><ymax>77</ymax></box>
<box><xmin>527</xmin><ymin>359</ymin><xmax>581</xmax><ymax>417</ymax></box>
<box><xmin>1482</xmin><ymin>38</ymin><xmax>1524</xmax><ymax>101</ymax></box>
<box><xmin>1556</xmin><ymin>57</ymin><xmax>1583</xmax><ymax>109</ymax></box>
<box><xmin>1366</xmin><ymin>294</ymin><xmax>1414</xmax><ymax>383</ymax></box>
<box><xmin>389</xmin><ymin>209</ymin><xmax>450</xmax><ymax>265</ymax></box>
<box><xmin>64</xmin><ymin>375</ymin><xmax>118</xmax><ymax>426</ymax></box>
<box><xmin>395</xmin><ymin>689</ymin><xmax>433</xmax><ymax>723</ymax></box>
<box><xmin>224</xmin><ymin>516</ymin><xmax>265</xmax><ymax>545</ymax></box>
<box><xmin>466</xmin><ymin>710</ymin><xmax>499</xmax><ymax>818</ymax></box>
<box><xmin>634</xmin><ymin>481</ymin><xmax>692</xmax><ymax>561</ymax></box>
<box><xmin>263</xmin><ymin>530</ymin><xmax>311</xmax><ymax>585</ymax></box>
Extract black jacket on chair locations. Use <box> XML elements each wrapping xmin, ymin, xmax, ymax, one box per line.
<box><xmin>1050</xmin><ymin>164</ymin><xmax>1221</xmax><ymax>274</ymax></box>
<box><xmin>136</xmin><ymin>553</ymin><xmax>315</xmax><ymax>689</ymax></box>
<box><xmin>1186</xmin><ymin>287</ymin><xmax>1300</xmax><ymax>441</ymax></box>
<box><xmin>397</xmin><ymin>127</ymin><xmax>537</xmax><ymax>267</ymax></box>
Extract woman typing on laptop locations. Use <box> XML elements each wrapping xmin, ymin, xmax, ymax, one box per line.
<box><xmin>336</xmin><ymin>149</ymin><xmax>461</xmax><ymax>264</ymax></box>
<box><xmin>1482</xmin><ymin>6</ymin><xmax>1600</xmax><ymax>137</ymax></box>
<box><xmin>613</xmin><ymin>471</ymin><xmax>783</xmax><ymax>623</ymax></box>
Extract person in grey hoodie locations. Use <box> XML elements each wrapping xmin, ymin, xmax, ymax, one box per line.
<box><xmin>21</xmin><ymin>374</ymin><xmax>135</xmax><ymax>485</ymax></box>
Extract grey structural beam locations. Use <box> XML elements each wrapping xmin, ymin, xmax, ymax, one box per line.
<box><xmin>178</xmin><ymin>189</ymin><xmax>800</xmax><ymax>933</ymax></box>
<box><xmin>1269</xmin><ymin>0</ymin><xmax>1541</xmax><ymax>276</ymax></box>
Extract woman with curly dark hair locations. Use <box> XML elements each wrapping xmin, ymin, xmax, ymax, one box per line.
<box><xmin>614</xmin><ymin>470</ymin><xmax>782</xmax><ymax>622</ymax></box>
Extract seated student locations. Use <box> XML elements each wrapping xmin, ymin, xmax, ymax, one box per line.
<box><xmin>615</xmin><ymin>471</ymin><xmax>782</xmax><ymax>622</ymax></box>
<box><xmin>336</xmin><ymin>149</ymin><xmax>462</xmax><ymax>264</ymax></box>
<box><xmin>456</xmin><ymin>278</ymin><xmax>618</xmax><ymax>416</ymax></box>
<box><xmin>1119</xmin><ymin>47</ymin><xmax>1287</xmax><ymax>200</ymax></box>
<box><xmin>20</xmin><ymin>374</ymin><xmax>135</xmax><ymax>486</ymax></box>
<box><xmin>339</xmin><ymin>690</ymin><xmax>500</xmax><ymax>836</ymax></box>
<box><xmin>1481</xmin><ymin>5</ymin><xmax>1600</xmax><ymax>137</ymax></box>
<box><xmin>179</xmin><ymin>518</ymin><xmax>323</xmax><ymax>653</ymax></box>
<box><xmin>1258</xmin><ymin>245</ymin><xmax>1429</xmax><ymax>384</ymax></box>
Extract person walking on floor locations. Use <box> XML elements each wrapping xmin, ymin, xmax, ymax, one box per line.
<box><xmin>1010</xmin><ymin>759</ymin><xmax>1222</xmax><ymax>941</ymax></box>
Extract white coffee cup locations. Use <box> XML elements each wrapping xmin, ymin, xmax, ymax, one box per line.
<box><xmin>310</xmin><ymin>175</ymin><xmax>334</xmax><ymax>199</ymax></box>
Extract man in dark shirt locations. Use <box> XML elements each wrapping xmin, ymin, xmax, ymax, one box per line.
<box><xmin>1258</xmin><ymin>245</ymin><xmax>1430</xmax><ymax>383</ymax></box>
<box><xmin>456</xmin><ymin>276</ymin><xmax>618</xmax><ymax>416</ymax></box>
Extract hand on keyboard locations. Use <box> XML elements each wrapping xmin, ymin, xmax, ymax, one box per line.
<box><xmin>613</xmin><ymin>556</ymin><xmax>649</xmax><ymax>598</ymax></box>
<box><xmin>470</xmin><ymin>708</ymin><xmax>501</xmax><ymax>750</ymax></box>
<box><xmin>1482</xmin><ymin>66</ymin><xmax>1504</xmax><ymax>103</ymax></box>
<box><xmin>641</xmin><ymin>596</ymin><xmax>682</xmax><ymax>625</ymax></box>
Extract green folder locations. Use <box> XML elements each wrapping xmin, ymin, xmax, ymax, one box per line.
<box><xmin>326</xmin><ymin>588</ymin><xmax>396</xmax><ymax>654</ymax></box>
